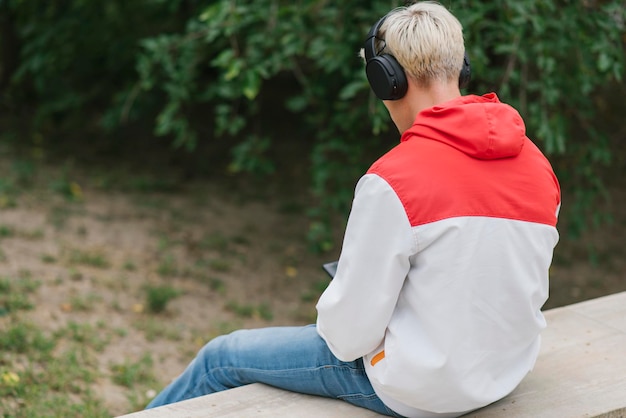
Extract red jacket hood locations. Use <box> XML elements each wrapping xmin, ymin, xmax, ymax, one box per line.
<box><xmin>400</xmin><ymin>93</ymin><xmax>525</xmax><ymax>160</ymax></box>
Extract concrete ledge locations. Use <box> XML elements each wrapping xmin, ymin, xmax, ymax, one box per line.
<box><xmin>466</xmin><ymin>290</ymin><xmax>626</xmax><ymax>418</ymax></box>
<box><xmin>117</xmin><ymin>383</ymin><xmax>384</xmax><ymax>417</ymax></box>
<box><xmin>118</xmin><ymin>291</ymin><xmax>626</xmax><ymax>418</ymax></box>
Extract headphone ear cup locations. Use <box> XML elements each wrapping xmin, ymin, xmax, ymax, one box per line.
<box><xmin>459</xmin><ymin>52</ymin><xmax>471</xmax><ymax>89</ymax></box>
<box><xmin>365</xmin><ymin>54</ymin><xmax>408</xmax><ymax>100</ymax></box>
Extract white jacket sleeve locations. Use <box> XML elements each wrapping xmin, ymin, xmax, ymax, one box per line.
<box><xmin>316</xmin><ymin>173</ymin><xmax>415</xmax><ymax>361</ymax></box>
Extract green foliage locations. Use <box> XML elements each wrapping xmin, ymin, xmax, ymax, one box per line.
<box><xmin>122</xmin><ymin>0</ymin><xmax>400</xmax><ymax>249</ymax></box>
<box><xmin>1</xmin><ymin>0</ymin><xmax>625</xmax><ymax>243</ymax></box>
<box><xmin>1</xmin><ymin>1</ymin><xmax>179</xmax><ymax>134</ymax></box>
<box><xmin>124</xmin><ymin>0</ymin><xmax>626</xmax><ymax>240</ymax></box>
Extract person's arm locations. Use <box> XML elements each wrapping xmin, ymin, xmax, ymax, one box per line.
<box><xmin>316</xmin><ymin>173</ymin><xmax>415</xmax><ymax>361</ymax></box>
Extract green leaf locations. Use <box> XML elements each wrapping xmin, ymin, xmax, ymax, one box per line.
<box><xmin>242</xmin><ymin>71</ymin><xmax>261</xmax><ymax>100</ymax></box>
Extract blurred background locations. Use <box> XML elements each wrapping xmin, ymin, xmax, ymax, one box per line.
<box><xmin>0</xmin><ymin>0</ymin><xmax>625</xmax><ymax>416</ymax></box>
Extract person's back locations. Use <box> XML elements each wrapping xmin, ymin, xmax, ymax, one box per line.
<box><xmin>316</xmin><ymin>3</ymin><xmax>560</xmax><ymax>417</ymax></box>
<box><xmin>343</xmin><ymin>94</ymin><xmax>558</xmax><ymax>415</ymax></box>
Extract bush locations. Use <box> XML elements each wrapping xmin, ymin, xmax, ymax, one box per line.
<box><xmin>1</xmin><ymin>0</ymin><xmax>625</xmax><ymax>245</ymax></box>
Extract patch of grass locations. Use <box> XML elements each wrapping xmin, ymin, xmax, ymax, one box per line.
<box><xmin>208</xmin><ymin>259</ymin><xmax>231</xmax><ymax>272</ymax></box>
<box><xmin>17</xmin><ymin>270</ymin><xmax>40</xmax><ymax>292</ymax></box>
<box><xmin>0</xmin><ymin>275</ymin><xmax>41</xmax><ymax>316</ymax></box>
<box><xmin>102</xmin><ymin>275</ymin><xmax>130</xmax><ymax>292</ymax></box>
<box><xmin>47</xmin><ymin>346</ymin><xmax>99</xmax><ymax>392</ymax></box>
<box><xmin>187</xmin><ymin>266</ymin><xmax>229</xmax><ymax>290</ymax></box>
<box><xmin>257</xmin><ymin>302</ymin><xmax>274</xmax><ymax>321</ymax></box>
<box><xmin>50</xmin><ymin>179</ymin><xmax>84</xmax><ymax>202</ymax></box>
<box><xmin>110</xmin><ymin>354</ymin><xmax>156</xmax><ymax>388</ymax></box>
<box><xmin>68</xmin><ymin>267</ymin><xmax>84</xmax><ymax>281</ymax></box>
<box><xmin>300</xmin><ymin>279</ymin><xmax>328</xmax><ymax>303</ymax></box>
<box><xmin>300</xmin><ymin>291</ymin><xmax>317</xmax><ymax>303</ymax></box>
<box><xmin>145</xmin><ymin>285</ymin><xmax>182</xmax><ymax>313</ymax></box>
<box><xmin>123</xmin><ymin>260</ymin><xmax>137</xmax><ymax>271</ymax></box>
<box><xmin>6</xmin><ymin>394</ymin><xmax>110</xmax><ymax>418</ymax></box>
<box><xmin>11</xmin><ymin>158</ymin><xmax>36</xmax><ymax>186</ymax></box>
<box><xmin>0</xmin><ymin>317</ymin><xmax>112</xmax><ymax>416</ymax></box>
<box><xmin>208</xmin><ymin>277</ymin><xmax>226</xmax><ymax>294</ymax></box>
<box><xmin>214</xmin><ymin>320</ymin><xmax>243</xmax><ymax>336</ymax></box>
<box><xmin>156</xmin><ymin>234</ymin><xmax>175</xmax><ymax>251</ymax></box>
<box><xmin>156</xmin><ymin>254</ymin><xmax>178</xmax><ymax>277</ymax></box>
<box><xmin>68</xmin><ymin>292</ymin><xmax>103</xmax><ymax>312</ymax></box>
<box><xmin>133</xmin><ymin>318</ymin><xmax>183</xmax><ymax>342</ymax></box>
<box><xmin>0</xmin><ymin>278</ymin><xmax>9</xmax><ymax>293</ymax></box>
<box><xmin>226</xmin><ymin>301</ymin><xmax>254</xmax><ymax>318</ymax></box>
<box><xmin>129</xmin><ymin>176</ymin><xmax>179</xmax><ymax>193</ymax></box>
<box><xmin>226</xmin><ymin>301</ymin><xmax>274</xmax><ymax>321</ymax></box>
<box><xmin>114</xmin><ymin>328</ymin><xmax>128</xmax><ymax>338</ymax></box>
<box><xmin>0</xmin><ymin>224</ymin><xmax>15</xmax><ymax>237</ymax></box>
<box><xmin>0</xmin><ymin>178</ymin><xmax>18</xmax><ymax>209</ymax></box>
<box><xmin>0</xmin><ymin>322</ymin><xmax>56</xmax><ymax>357</ymax></box>
<box><xmin>0</xmin><ymin>291</ymin><xmax>33</xmax><ymax>314</ymax></box>
<box><xmin>231</xmin><ymin>234</ymin><xmax>251</xmax><ymax>246</ymax></box>
<box><xmin>68</xmin><ymin>248</ymin><xmax>111</xmax><ymax>269</ymax></box>
<box><xmin>19</xmin><ymin>228</ymin><xmax>45</xmax><ymax>240</ymax></box>
<box><xmin>48</xmin><ymin>204</ymin><xmax>85</xmax><ymax>229</ymax></box>
<box><xmin>41</xmin><ymin>254</ymin><xmax>57</xmax><ymax>263</ymax></box>
<box><xmin>201</xmin><ymin>232</ymin><xmax>229</xmax><ymax>252</ymax></box>
<box><xmin>111</xmin><ymin>300</ymin><xmax>123</xmax><ymax>312</ymax></box>
<box><xmin>48</xmin><ymin>205</ymin><xmax>71</xmax><ymax>229</ymax></box>
<box><xmin>134</xmin><ymin>196</ymin><xmax>170</xmax><ymax>211</ymax></box>
<box><xmin>193</xmin><ymin>257</ymin><xmax>233</xmax><ymax>274</ymax></box>
<box><xmin>55</xmin><ymin>321</ymin><xmax>110</xmax><ymax>352</ymax></box>
<box><xmin>110</xmin><ymin>353</ymin><xmax>159</xmax><ymax>411</ymax></box>
<box><xmin>49</xmin><ymin>166</ymin><xmax>84</xmax><ymax>202</ymax></box>
<box><xmin>0</xmin><ymin>332</ymin><xmax>105</xmax><ymax>416</ymax></box>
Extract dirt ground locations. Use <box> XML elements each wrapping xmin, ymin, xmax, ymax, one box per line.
<box><xmin>0</xmin><ymin>159</ymin><xmax>625</xmax><ymax>416</ymax></box>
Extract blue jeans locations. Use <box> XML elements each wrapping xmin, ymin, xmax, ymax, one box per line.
<box><xmin>146</xmin><ymin>324</ymin><xmax>403</xmax><ymax>417</ymax></box>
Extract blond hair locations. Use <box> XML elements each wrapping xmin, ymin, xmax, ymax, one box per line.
<box><xmin>369</xmin><ymin>2</ymin><xmax>465</xmax><ymax>86</ymax></box>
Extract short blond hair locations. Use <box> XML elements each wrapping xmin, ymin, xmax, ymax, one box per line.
<box><xmin>372</xmin><ymin>2</ymin><xmax>465</xmax><ymax>86</ymax></box>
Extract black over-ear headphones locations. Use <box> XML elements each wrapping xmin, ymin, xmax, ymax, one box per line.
<box><xmin>364</xmin><ymin>15</ymin><xmax>472</xmax><ymax>101</ymax></box>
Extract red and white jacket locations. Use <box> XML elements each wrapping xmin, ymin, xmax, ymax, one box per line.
<box><xmin>316</xmin><ymin>93</ymin><xmax>561</xmax><ymax>417</ymax></box>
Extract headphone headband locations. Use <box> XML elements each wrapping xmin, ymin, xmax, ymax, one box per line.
<box><xmin>364</xmin><ymin>15</ymin><xmax>387</xmax><ymax>62</ymax></box>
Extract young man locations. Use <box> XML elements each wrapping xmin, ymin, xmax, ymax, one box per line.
<box><xmin>146</xmin><ymin>2</ymin><xmax>560</xmax><ymax>417</ymax></box>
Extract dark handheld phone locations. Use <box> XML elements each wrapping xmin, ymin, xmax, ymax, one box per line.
<box><xmin>322</xmin><ymin>261</ymin><xmax>339</xmax><ymax>278</ymax></box>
